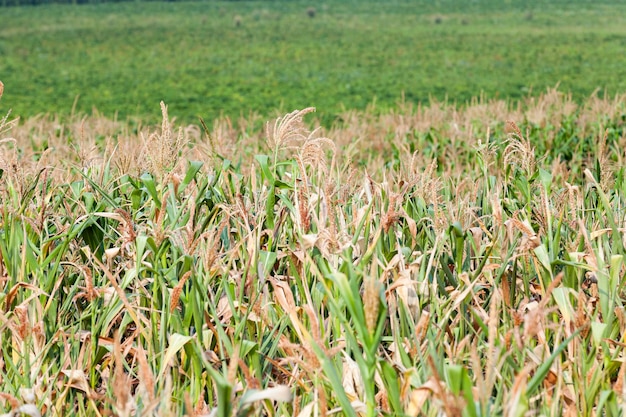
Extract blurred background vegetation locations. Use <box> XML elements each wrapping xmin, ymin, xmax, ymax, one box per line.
<box><xmin>0</xmin><ymin>0</ymin><xmax>625</xmax><ymax>125</ymax></box>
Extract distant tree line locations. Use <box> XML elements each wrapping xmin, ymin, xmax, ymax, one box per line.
<box><xmin>0</xmin><ymin>0</ymin><xmax>255</xmax><ymax>6</ymax></box>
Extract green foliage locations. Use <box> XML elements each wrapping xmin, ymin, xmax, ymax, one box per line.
<box><xmin>0</xmin><ymin>0</ymin><xmax>625</xmax><ymax>124</ymax></box>
<box><xmin>1</xmin><ymin>98</ymin><xmax>626</xmax><ymax>415</ymax></box>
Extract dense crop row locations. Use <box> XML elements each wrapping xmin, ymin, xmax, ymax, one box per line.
<box><xmin>0</xmin><ymin>91</ymin><xmax>625</xmax><ymax>415</ymax></box>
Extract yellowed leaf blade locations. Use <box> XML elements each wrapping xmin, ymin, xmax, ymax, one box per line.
<box><xmin>157</xmin><ymin>333</ymin><xmax>194</xmax><ymax>382</ymax></box>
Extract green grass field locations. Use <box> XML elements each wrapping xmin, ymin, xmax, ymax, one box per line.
<box><xmin>1</xmin><ymin>0</ymin><xmax>626</xmax><ymax>124</ymax></box>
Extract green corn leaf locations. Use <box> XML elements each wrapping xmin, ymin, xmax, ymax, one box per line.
<box><xmin>140</xmin><ymin>172</ymin><xmax>161</xmax><ymax>208</ymax></box>
<box><xmin>527</xmin><ymin>329</ymin><xmax>581</xmax><ymax>395</ymax></box>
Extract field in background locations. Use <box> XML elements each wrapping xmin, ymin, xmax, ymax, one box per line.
<box><xmin>1</xmin><ymin>90</ymin><xmax>626</xmax><ymax>415</ymax></box>
<box><xmin>1</xmin><ymin>0</ymin><xmax>626</xmax><ymax>124</ymax></box>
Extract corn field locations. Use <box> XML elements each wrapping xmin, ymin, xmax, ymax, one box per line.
<box><xmin>1</xmin><ymin>89</ymin><xmax>626</xmax><ymax>416</ymax></box>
